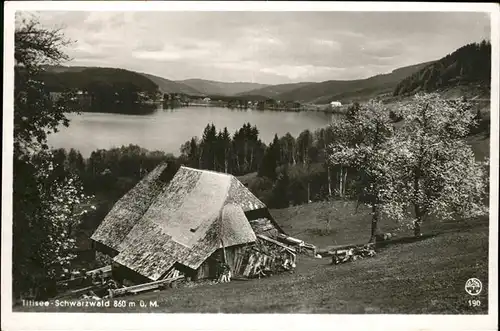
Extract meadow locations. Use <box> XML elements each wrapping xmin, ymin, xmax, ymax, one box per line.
<box><xmin>18</xmin><ymin>200</ymin><xmax>489</xmax><ymax>314</ymax></box>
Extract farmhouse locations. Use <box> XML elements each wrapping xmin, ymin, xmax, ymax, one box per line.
<box><xmin>91</xmin><ymin>164</ymin><xmax>295</xmax><ymax>284</ymax></box>
<box><xmin>330</xmin><ymin>101</ymin><xmax>342</xmax><ymax>107</ymax></box>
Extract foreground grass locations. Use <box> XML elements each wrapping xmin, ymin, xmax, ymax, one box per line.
<box><xmin>271</xmin><ymin>200</ymin><xmax>388</xmax><ymax>248</ymax></box>
<box><xmin>16</xmin><ymin>215</ymin><xmax>488</xmax><ymax>314</ymax></box>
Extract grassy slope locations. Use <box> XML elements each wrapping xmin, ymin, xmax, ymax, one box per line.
<box><xmin>271</xmin><ymin>201</ymin><xmax>395</xmax><ymax>248</ymax></box>
<box><xmin>20</xmin><ymin>214</ymin><xmax>488</xmax><ymax>313</ymax></box>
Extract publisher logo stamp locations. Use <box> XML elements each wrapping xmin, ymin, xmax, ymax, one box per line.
<box><xmin>465</xmin><ymin>278</ymin><xmax>482</xmax><ymax>296</ymax></box>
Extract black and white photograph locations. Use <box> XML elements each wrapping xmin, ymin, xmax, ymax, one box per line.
<box><xmin>2</xmin><ymin>2</ymin><xmax>498</xmax><ymax>330</ymax></box>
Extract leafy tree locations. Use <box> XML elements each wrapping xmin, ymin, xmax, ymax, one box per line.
<box><xmin>67</xmin><ymin>148</ymin><xmax>85</xmax><ymax>174</ymax></box>
<box><xmin>296</xmin><ymin>130</ymin><xmax>314</xmax><ymax>201</ymax></box>
<box><xmin>345</xmin><ymin>102</ymin><xmax>360</xmax><ymax>122</ymax></box>
<box><xmin>13</xmin><ymin>17</ymin><xmax>93</xmax><ymax>299</ymax></box>
<box><xmin>384</xmin><ymin>93</ymin><xmax>488</xmax><ymax>236</ymax></box>
<box><xmin>278</xmin><ymin>133</ymin><xmax>297</xmax><ymax>165</ymax></box>
<box><xmin>313</xmin><ymin>127</ymin><xmax>336</xmax><ymax>197</ymax></box>
<box><xmin>328</xmin><ymin>100</ymin><xmax>394</xmax><ymax>242</ymax></box>
<box><xmin>200</xmin><ymin>123</ymin><xmax>217</xmax><ymax>170</ymax></box>
<box><xmin>217</xmin><ymin>127</ymin><xmax>232</xmax><ymax>173</ymax></box>
<box><xmin>232</xmin><ymin>123</ymin><xmax>265</xmax><ymax>175</ymax></box>
<box><xmin>258</xmin><ymin>134</ymin><xmax>280</xmax><ymax>179</ymax></box>
<box><xmin>270</xmin><ymin>165</ymin><xmax>290</xmax><ymax>208</ymax></box>
<box><xmin>180</xmin><ymin>137</ymin><xmax>200</xmax><ymax>168</ymax></box>
<box><xmin>296</xmin><ymin>130</ymin><xmax>313</xmax><ymax>165</ymax></box>
<box><xmin>328</xmin><ymin>111</ymin><xmax>361</xmax><ymax>198</ymax></box>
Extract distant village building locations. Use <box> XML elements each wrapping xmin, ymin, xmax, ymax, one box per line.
<box><xmin>50</xmin><ymin>91</ymin><xmax>92</xmax><ymax>107</ymax></box>
<box><xmin>330</xmin><ymin>101</ymin><xmax>342</xmax><ymax>107</ymax></box>
<box><xmin>202</xmin><ymin>97</ymin><xmax>211</xmax><ymax>102</ymax></box>
<box><xmin>91</xmin><ymin>165</ymin><xmax>295</xmax><ymax>284</ymax></box>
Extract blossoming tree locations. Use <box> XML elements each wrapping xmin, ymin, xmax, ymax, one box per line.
<box><xmin>385</xmin><ymin>93</ymin><xmax>488</xmax><ymax>237</ymax></box>
<box><xmin>13</xmin><ymin>16</ymin><xmax>93</xmax><ymax>299</ymax></box>
<box><xmin>328</xmin><ymin>100</ymin><xmax>394</xmax><ymax>242</ymax></box>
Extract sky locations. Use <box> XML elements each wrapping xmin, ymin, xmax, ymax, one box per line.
<box><xmin>24</xmin><ymin>11</ymin><xmax>491</xmax><ymax>85</ymax></box>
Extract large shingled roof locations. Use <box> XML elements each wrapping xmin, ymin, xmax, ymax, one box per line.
<box><xmin>91</xmin><ymin>165</ymin><xmax>267</xmax><ymax>281</ymax></box>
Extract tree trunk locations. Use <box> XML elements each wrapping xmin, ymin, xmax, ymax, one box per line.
<box><xmin>339</xmin><ymin>167</ymin><xmax>344</xmax><ymax>198</ymax></box>
<box><xmin>198</xmin><ymin>147</ymin><xmax>203</xmax><ymax>168</ymax></box>
<box><xmin>413</xmin><ymin>166</ymin><xmax>423</xmax><ymax>237</ymax></box>
<box><xmin>307</xmin><ymin>182</ymin><xmax>310</xmax><ymax>203</ymax></box>
<box><xmin>369</xmin><ymin>205</ymin><xmax>379</xmax><ymax>243</ymax></box>
<box><xmin>250</xmin><ymin>148</ymin><xmax>254</xmax><ymax>171</ymax></box>
<box><xmin>413</xmin><ymin>220</ymin><xmax>422</xmax><ymax>237</ymax></box>
<box><xmin>413</xmin><ymin>207</ymin><xmax>423</xmax><ymax>237</ymax></box>
<box><xmin>327</xmin><ymin>165</ymin><xmax>332</xmax><ymax>197</ymax></box>
<box><xmin>343</xmin><ymin>168</ymin><xmax>348</xmax><ymax>197</ymax></box>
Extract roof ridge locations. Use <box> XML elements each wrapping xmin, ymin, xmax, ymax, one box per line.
<box><xmin>180</xmin><ymin>166</ymin><xmax>236</xmax><ymax>178</ymax></box>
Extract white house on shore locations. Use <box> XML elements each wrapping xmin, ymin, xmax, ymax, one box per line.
<box><xmin>330</xmin><ymin>101</ymin><xmax>342</xmax><ymax>107</ymax></box>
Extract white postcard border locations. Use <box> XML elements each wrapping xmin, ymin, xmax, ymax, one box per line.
<box><xmin>2</xmin><ymin>2</ymin><xmax>499</xmax><ymax>331</ymax></box>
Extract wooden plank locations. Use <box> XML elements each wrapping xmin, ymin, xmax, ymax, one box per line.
<box><xmin>55</xmin><ymin>283</ymin><xmax>109</xmax><ymax>299</ymax></box>
<box><xmin>243</xmin><ymin>254</ymin><xmax>255</xmax><ymax>277</ymax></box>
<box><xmin>86</xmin><ymin>265</ymin><xmax>112</xmax><ymax>275</ymax></box>
<box><xmin>257</xmin><ymin>234</ymin><xmax>296</xmax><ymax>253</ymax></box>
<box><xmin>234</xmin><ymin>253</ymin><xmax>244</xmax><ymax>275</ymax></box>
<box><xmin>277</xmin><ymin>234</ymin><xmax>304</xmax><ymax>245</ymax></box>
<box><xmin>110</xmin><ymin>276</ymin><xmax>183</xmax><ymax>297</ymax></box>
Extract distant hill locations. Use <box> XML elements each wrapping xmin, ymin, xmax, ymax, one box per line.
<box><xmin>237</xmin><ymin>82</ymin><xmax>314</xmax><ymax>98</ymax></box>
<box><xmin>140</xmin><ymin>72</ymin><xmax>202</xmax><ymax>95</ymax></box>
<box><xmin>42</xmin><ymin>65</ymin><xmax>88</xmax><ymax>73</ymax></box>
<box><xmin>274</xmin><ymin>61</ymin><xmax>434</xmax><ymax>104</ymax></box>
<box><xmin>394</xmin><ymin>41</ymin><xmax>491</xmax><ymax>96</ymax></box>
<box><xmin>42</xmin><ymin>65</ymin><xmax>202</xmax><ymax>95</ymax></box>
<box><xmin>39</xmin><ymin>66</ymin><xmax>158</xmax><ymax>93</ymax></box>
<box><xmin>177</xmin><ymin>78</ymin><xmax>268</xmax><ymax>96</ymax></box>
<box><xmin>42</xmin><ymin>41</ymin><xmax>489</xmax><ymax>105</ymax></box>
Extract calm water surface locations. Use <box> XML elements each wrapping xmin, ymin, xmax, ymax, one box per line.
<box><xmin>48</xmin><ymin>107</ymin><xmax>334</xmax><ymax>157</ymax></box>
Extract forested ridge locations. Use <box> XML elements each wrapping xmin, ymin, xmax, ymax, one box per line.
<box><xmin>39</xmin><ymin>40</ymin><xmax>491</xmax><ymax>107</ymax></box>
<box><xmin>394</xmin><ymin>40</ymin><xmax>491</xmax><ymax>96</ymax></box>
<box><xmin>37</xmin><ymin>67</ymin><xmax>161</xmax><ymax>114</ymax></box>
<box><xmin>38</xmin><ymin>67</ymin><xmax>159</xmax><ymax>93</ymax></box>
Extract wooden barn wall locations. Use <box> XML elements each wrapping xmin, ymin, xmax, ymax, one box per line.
<box><xmin>196</xmin><ymin>239</ymin><xmax>296</xmax><ymax>279</ymax></box>
<box><xmin>244</xmin><ymin>208</ymin><xmax>284</xmax><ymax>238</ymax></box>
<box><xmin>240</xmin><ymin>238</ymin><xmax>296</xmax><ymax>278</ymax></box>
<box><xmin>249</xmin><ymin>218</ymin><xmax>279</xmax><ymax>238</ymax></box>
<box><xmin>196</xmin><ymin>244</ymin><xmax>250</xmax><ymax>279</ymax></box>
<box><xmin>92</xmin><ymin>240</ymin><xmax>119</xmax><ymax>258</ymax></box>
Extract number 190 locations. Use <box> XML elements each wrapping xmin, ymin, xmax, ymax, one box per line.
<box><xmin>468</xmin><ymin>299</ymin><xmax>481</xmax><ymax>307</ymax></box>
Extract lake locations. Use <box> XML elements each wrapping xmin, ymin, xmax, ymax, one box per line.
<box><xmin>47</xmin><ymin>107</ymin><xmax>334</xmax><ymax>157</ymax></box>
